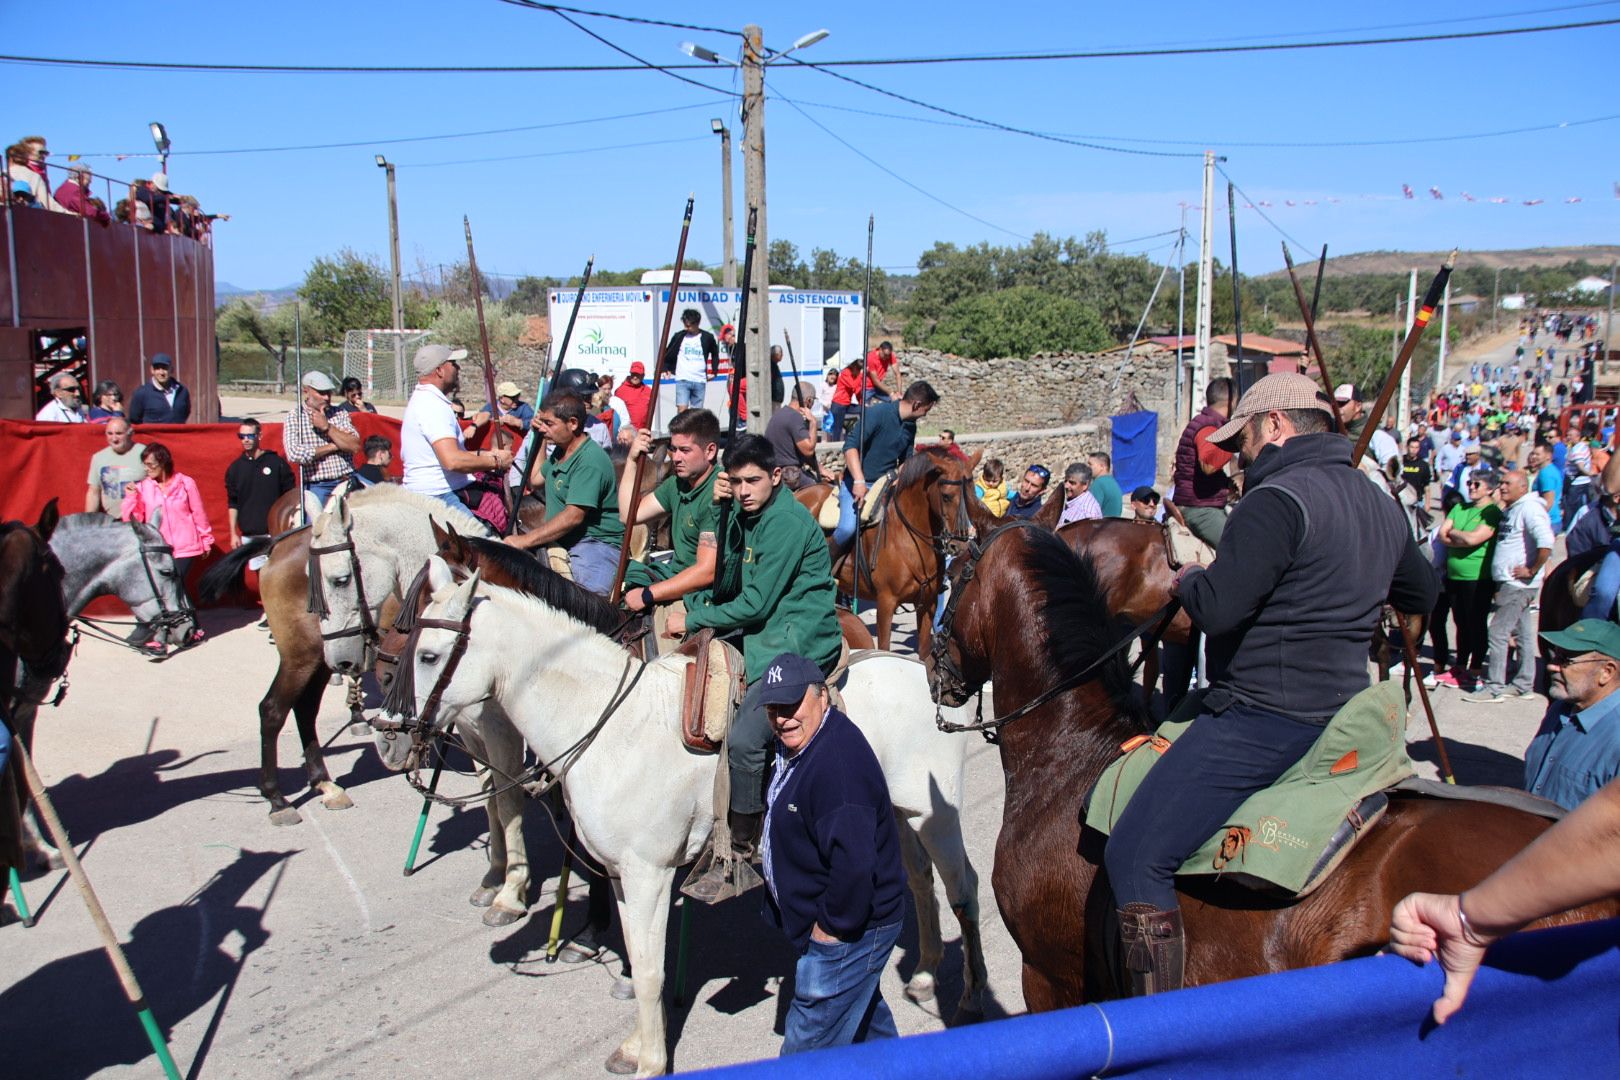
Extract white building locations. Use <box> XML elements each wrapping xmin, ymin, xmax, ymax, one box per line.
<box><xmin>1574</xmin><ymin>275</ymin><xmax>1613</xmax><ymax>296</ymax></box>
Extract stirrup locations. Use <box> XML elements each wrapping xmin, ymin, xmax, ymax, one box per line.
<box><xmin>680</xmin><ymin>839</ymin><xmax>763</xmax><ymax>905</ymax></box>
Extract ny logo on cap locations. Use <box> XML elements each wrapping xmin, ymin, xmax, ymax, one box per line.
<box><xmin>766</xmin><ymin>665</ymin><xmax>783</xmax><ymax>684</ymax></box>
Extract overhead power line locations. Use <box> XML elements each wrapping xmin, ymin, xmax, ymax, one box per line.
<box><xmin>395</xmin><ymin>134</ymin><xmax>710</xmax><ymax>168</ymax></box>
<box><xmin>541</xmin><ymin>5</ymin><xmax>738</xmax><ymax>97</ymax></box>
<box><xmin>1218</xmin><ymin>166</ymin><xmax>1316</xmax><ymax>253</ymax></box>
<box><xmin>495</xmin><ymin>1</ymin><xmax>742</xmax><ymax>37</ymax></box>
<box><xmin>5</xmin><ymin>15</ymin><xmax>1615</xmax><ymax>76</ymax></box>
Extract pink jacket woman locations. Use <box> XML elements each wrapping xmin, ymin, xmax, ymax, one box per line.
<box><xmin>121</xmin><ymin>444</ymin><xmax>215</xmax><ymax>558</ymax></box>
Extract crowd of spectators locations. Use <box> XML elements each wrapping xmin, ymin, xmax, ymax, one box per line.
<box><xmin>7</xmin><ymin>133</ymin><xmax>227</xmax><ymax>244</ymax></box>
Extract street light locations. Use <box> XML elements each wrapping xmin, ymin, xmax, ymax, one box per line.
<box><xmin>680</xmin><ymin>25</ymin><xmax>829</xmax><ymax>433</ymax></box>
<box><xmin>375</xmin><ymin>155</ymin><xmax>405</xmax><ymax>393</ymax></box>
<box><xmin>149</xmin><ymin>121</ymin><xmax>170</xmax><ymax>174</ymax></box>
<box><xmin>711</xmin><ymin>119</ymin><xmax>735</xmax><ymax>288</ymax></box>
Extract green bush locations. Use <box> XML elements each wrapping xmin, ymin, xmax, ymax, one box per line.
<box><xmin>919</xmin><ymin>287</ymin><xmax>1113</xmax><ymax>359</ymax></box>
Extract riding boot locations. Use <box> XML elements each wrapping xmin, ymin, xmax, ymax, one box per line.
<box><xmin>680</xmin><ymin>809</ymin><xmax>765</xmax><ymax>905</ymax></box>
<box><xmin>728</xmin><ymin>809</ymin><xmax>763</xmax><ymax>859</ymax></box>
<box><xmin>1118</xmin><ymin>903</ymin><xmax>1185</xmax><ymax>997</ymax></box>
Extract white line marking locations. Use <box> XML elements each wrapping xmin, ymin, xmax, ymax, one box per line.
<box><xmin>303</xmin><ymin>811</ymin><xmax>373</xmax><ymax>932</ymax></box>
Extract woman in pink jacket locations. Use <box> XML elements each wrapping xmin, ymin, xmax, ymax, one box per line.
<box><xmin>122</xmin><ymin>441</ymin><xmax>212</xmax><ymax>644</ymax></box>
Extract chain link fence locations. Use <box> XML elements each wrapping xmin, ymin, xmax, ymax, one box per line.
<box><xmin>343</xmin><ymin>329</ymin><xmax>432</xmax><ymax>401</ymax></box>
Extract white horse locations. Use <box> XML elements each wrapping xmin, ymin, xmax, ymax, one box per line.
<box><xmin>410</xmin><ymin>558</ymin><xmax>985</xmax><ymax>1077</ymax></box>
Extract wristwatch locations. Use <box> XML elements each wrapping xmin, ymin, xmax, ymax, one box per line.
<box><xmin>640</xmin><ymin>587</ymin><xmax>655</xmax><ymax>609</ymax></box>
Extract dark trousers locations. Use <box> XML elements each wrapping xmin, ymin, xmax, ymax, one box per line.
<box><xmin>1446</xmin><ymin>575</ymin><xmax>1493</xmax><ymax>672</ymax></box>
<box><xmin>1427</xmin><ymin>580</ymin><xmax>1453</xmax><ymax>671</ymax></box>
<box><xmin>1103</xmin><ymin>699</ymin><xmax>1323</xmax><ymax>911</ymax></box>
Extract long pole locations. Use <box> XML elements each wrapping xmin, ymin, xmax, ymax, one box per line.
<box><xmin>1492</xmin><ymin>267</ymin><xmax>1501</xmax><ymax>335</ymax></box>
<box><xmin>16</xmin><ymin>740</ymin><xmax>183</xmax><ymax>1079</ymax></box>
<box><xmin>741</xmin><ymin>25</ymin><xmax>771</xmax><ymax>435</ymax></box>
<box><xmin>1606</xmin><ymin>259</ymin><xmax>1617</xmax><ymax>377</ymax></box>
<box><xmin>1436</xmin><ymin>282</ymin><xmax>1451</xmax><ymax>401</ymax></box>
<box><xmin>1194</xmin><ymin>151</ymin><xmax>1215</xmax><ymax>394</ymax></box>
<box><xmin>1176</xmin><ymin>210</ymin><xmax>1187</xmax><ymax>422</ymax></box>
<box><xmin>719</xmin><ymin>125</ymin><xmax>736</xmax><ymax>289</ymax></box>
<box><xmin>1308</xmin><ymin>243</ymin><xmax>1329</xmax><ymax>327</ymax></box>
<box><xmin>1355</xmin><ymin>251</ymin><xmax>1457</xmax><ymax>463</ymax></box>
<box><xmin>853</xmin><ymin>214</ymin><xmax>874</xmax><ymax>616</ymax></box>
<box><xmin>727</xmin><ymin>208</ymin><xmax>760</xmax><ymax>435</ymax></box>
<box><xmin>385</xmin><ymin>162</ymin><xmax>404</xmax><ymax>395</ymax></box>
<box><xmin>465</xmin><ymin>217</ymin><xmax>513</xmax><ymax>527</ymax></box>
<box><xmin>505</xmin><ymin>257</ymin><xmax>593</xmax><ymax>539</ymax></box>
<box><xmin>610</xmin><ymin>195</ymin><xmax>695</xmax><ymax>605</ymax></box>
<box><xmin>1398</xmin><ymin>269</ymin><xmax>1417</xmax><ymax>432</ymax></box>
<box><xmin>1226</xmin><ymin>182</ymin><xmax>1245</xmax><ymax>386</ymax></box>
<box><xmin>1281</xmin><ymin>243</ymin><xmax>1344</xmax><ymax>432</ymax></box>
<box><xmin>294</xmin><ymin>303</ymin><xmax>307</xmax><ymax>525</ymax></box>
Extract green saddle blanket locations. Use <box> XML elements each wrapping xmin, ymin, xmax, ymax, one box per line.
<box><xmin>1086</xmin><ymin>680</ymin><xmax>1415</xmax><ymax>898</ymax></box>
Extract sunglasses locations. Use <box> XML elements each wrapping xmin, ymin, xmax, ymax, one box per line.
<box><xmin>1028</xmin><ymin>465</ymin><xmax>1051</xmax><ymax>481</ymax></box>
<box><xmin>237</xmin><ymin>432</ymin><xmax>259</xmax><ymax>439</ymax></box>
<box><xmin>1546</xmin><ymin>650</ymin><xmax>1609</xmax><ymax>667</ymax></box>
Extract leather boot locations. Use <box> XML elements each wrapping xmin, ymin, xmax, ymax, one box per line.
<box><xmin>1118</xmin><ymin>903</ymin><xmax>1185</xmax><ymax>996</ymax></box>
<box><xmin>728</xmin><ymin>810</ymin><xmax>763</xmax><ymax>859</ymax></box>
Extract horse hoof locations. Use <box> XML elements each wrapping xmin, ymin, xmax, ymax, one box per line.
<box><xmin>558</xmin><ymin>939</ymin><xmax>603</xmax><ymax>964</ymax></box>
<box><xmin>269</xmin><ymin>807</ymin><xmax>303</xmax><ymax>827</ymax></box>
<box><xmin>604</xmin><ymin>1049</ymin><xmax>638</xmax><ymax>1075</ymax></box>
<box><xmin>609</xmin><ymin>977</ymin><xmax>636</xmax><ymax>1001</ymax></box>
<box><xmin>468</xmin><ymin>885</ymin><xmax>498</xmax><ymax>908</ymax></box>
<box><xmin>904</xmin><ymin>976</ymin><xmax>937</xmax><ymax>1004</ymax></box>
<box><xmin>322</xmin><ymin>791</ymin><xmax>355</xmax><ymax>811</ymax></box>
<box><xmin>483</xmin><ymin>905</ymin><xmax>526</xmax><ymax>927</ymax></box>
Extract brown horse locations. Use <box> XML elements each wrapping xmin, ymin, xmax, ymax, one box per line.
<box><xmin>925</xmin><ymin>522</ymin><xmax>1617</xmax><ymax>1006</ymax></box>
<box><xmin>0</xmin><ymin>501</ymin><xmax>70</xmax><ymax>885</ymax></box>
<box><xmin>1540</xmin><ymin>543</ymin><xmax>1606</xmax><ymax>643</ymax></box>
<box><xmin>797</xmin><ymin>447</ymin><xmax>985</xmax><ymax>656</ymax></box>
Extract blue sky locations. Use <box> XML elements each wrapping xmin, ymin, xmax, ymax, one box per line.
<box><xmin>13</xmin><ymin>1</ymin><xmax>1619</xmax><ymax>290</ymax></box>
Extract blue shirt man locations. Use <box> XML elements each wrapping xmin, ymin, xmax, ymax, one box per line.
<box><xmin>834</xmin><ymin>381</ymin><xmax>940</xmax><ymax>549</ymax></box>
<box><xmin>1525</xmin><ymin>621</ymin><xmax>1620</xmax><ymax>811</ymax></box>
<box><xmin>1004</xmin><ymin>466</ymin><xmax>1051</xmax><ymax>520</ymax></box>
<box><xmin>126</xmin><ymin>353</ymin><xmax>191</xmax><ymax>424</ymax></box>
<box><xmin>758</xmin><ymin>652</ymin><xmax>905</xmax><ymax>1055</ymax></box>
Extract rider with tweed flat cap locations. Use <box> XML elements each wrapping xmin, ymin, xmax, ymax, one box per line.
<box><xmin>1102</xmin><ymin>372</ymin><xmax>1439</xmax><ymax>997</ymax></box>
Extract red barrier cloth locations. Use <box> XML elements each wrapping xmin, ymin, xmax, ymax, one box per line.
<box><xmin>0</xmin><ymin>415</ymin><xmax>405</xmax><ymax>610</ymax></box>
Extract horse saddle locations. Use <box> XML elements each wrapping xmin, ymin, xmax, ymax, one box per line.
<box><xmin>1570</xmin><ymin>566</ymin><xmax>1597</xmax><ymax>609</ymax></box>
<box><xmin>673</xmin><ymin>628</ymin><xmax>746</xmax><ymax>753</ymax></box>
<box><xmin>815</xmin><ymin>472</ymin><xmax>894</xmax><ymax>532</ymax></box>
<box><xmin>1086</xmin><ymin>680</ymin><xmax>1416</xmax><ymax>899</ymax></box>
<box><xmin>1164</xmin><ymin>519</ymin><xmax>1216</xmax><ymax>570</ymax></box>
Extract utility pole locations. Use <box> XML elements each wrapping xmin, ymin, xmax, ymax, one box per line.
<box><xmin>741</xmin><ymin>24</ymin><xmax>771</xmax><ymax>434</ymax></box>
<box><xmin>1492</xmin><ymin>267</ymin><xmax>1501</xmax><ymax>334</ymax></box>
<box><xmin>1607</xmin><ymin>259</ymin><xmax>1617</xmax><ymax>377</ymax></box>
<box><xmin>376</xmin><ymin>156</ymin><xmax>405</xmax><ymax>394</ymax></box>
<box><xmin>1193</xmin><ymin>151</ymin><xmax>1215</xmax><ymax>401</ymax></box>
<box><xmin>713</xmin><ymin>119</ymin><xmax>736</xmax><ymax>288</ymax></box>
<box><xmin>1435</xmin><ymin>282</ymin><xmax>1451</xmax><ymax>400</ymax></box>
<box><xmin>1398</xmin><ymin>268</ymin><xmax>1416</xmax><ymax>431</ymax></box>
<box><xmin>1176</xmin><ymin>206</ymin><xmax>1187</xmax><ymax>422</ymax></box>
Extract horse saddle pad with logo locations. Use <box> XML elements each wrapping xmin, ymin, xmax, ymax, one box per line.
<box><xmin>672</xmin><ymin>629</ymin><xmax>746</xmax><ymax>753</ymax></box>
<box><xmin>815</xmin><ymin>473</ymin><xmax>894</xmax><ymax>532</ymax></box>
<box><xmin>1085</xmin><ymin>679</ymin><xmax>1415</xmax><ymax>898</ymax></box>
<box><xmin>1166</xmin><ymin>519</ymin><xmax>1217</xmax><ymax>568</ymax></box>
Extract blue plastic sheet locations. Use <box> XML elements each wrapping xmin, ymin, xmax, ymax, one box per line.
<box><xmin>1111</xmin><ymin>410</ymin><xmax>1159</xmax><ymax>496</ymax></box>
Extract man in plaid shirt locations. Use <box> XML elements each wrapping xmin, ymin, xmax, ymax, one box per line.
<box><xmin>284</xmin><ymin>370</ymin><xmax>362</xmax><ymax>508</ymax></box>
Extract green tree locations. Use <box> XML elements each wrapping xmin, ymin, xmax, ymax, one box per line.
<box><xmin>216</xmin><ymin>295</ymin><xmax>301</xmax><ymax>388</ymax></box>
<box><xmin>298</xmin><ymin>249</ymin><xmax>394</xmax><ymax>346</ymax></box>
<box><xmin>427</xmin><ymin>299</ymin><xmax>531</xmax><ymax>399</ymax></box>
<box><xmin>508</xmin><ymin>275</ymin><xmax>553</xmax><ymax>315</ymax></box>
<box><xmin>920</xmin><ymin>287</ymin><xmax>1112</xmax><ymax>359</ymax></box>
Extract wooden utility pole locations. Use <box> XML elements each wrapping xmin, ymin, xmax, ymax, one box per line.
<box><xmin>1193</xmin><ymin>151</ymin><xmax>1215</xmax><ymax>398</ymax></box>
<box><xmin>1398</xmin><ymin>269</ymin><xmax>1417</xmax><ymax>431</ymax></box>
<box><xmin>741</xmin><ymin>25</ymin><xmax>772</xmax><ymax>435</ymax></box>
<box><xmin>718</xmin><ymin>122</ymin><xmax>736</xmax><ymax>289</ymax></box>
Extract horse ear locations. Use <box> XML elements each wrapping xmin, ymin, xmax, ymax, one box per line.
<box><xmin>444</xmin><ymin>567</ymin><xmax>481</xmax><ymax>618</ymax></box>
<box><xmin>430</xmin><ymin>517</ymin><xmax>450</xmax><ymax>553</ymax></box>
<box><xmin>966</xmin><ymin>448</ymin><xmax>983</xmax><ymax>471</ymax></box>
<box><xmin>336</xmin><ymin>496</ymin><xmax>354</xmax><ymax>530</ymax></box>
<box><xmin>35</xmin><ymin>498</ymin><xmax>59</xmax><ymax>541</ymax></box>
<box><xmin>426</xmin><ymin>554</ymin><xmax>454</xmax><ymax>594</ymax></box>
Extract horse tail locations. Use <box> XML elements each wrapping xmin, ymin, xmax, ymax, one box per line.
<box><xmin>199</xmin><ymin>537</ymin><xmax>272</xmax><ymax>603</ymax></box>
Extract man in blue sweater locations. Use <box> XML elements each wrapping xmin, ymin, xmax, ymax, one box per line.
<box><xmin>757</xmin><ymin>652</ymin><xmax>906</xmax><ymax>1054</ymax></box>
<box><xmin>126</xmin><ymin>353</ymin><xmax>191</xmax><ymax>424</ymax></box>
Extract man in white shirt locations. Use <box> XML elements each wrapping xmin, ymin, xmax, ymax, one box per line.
<box><xmin>36</xmin><ymin>373</ymin><xmax>87</xmax><ymax>422</ymax></box>
<box><xmin>1465</xmin><ymin>468</ymin><xmax>1555</xmax><ymax>703</ymax></box>
<box><xmin>401</xmin><ymin>344</ymin><xmax>512</xmax><ymax>523</ymax></box>
<box><xmin>660</xmin><ymin>308</ymin><xmax>718</xmax><ymax>414</ymax></box>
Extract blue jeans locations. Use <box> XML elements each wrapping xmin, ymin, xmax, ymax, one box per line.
<box><xmin>782</xmin><ymin>921</ymin><xmax>901</xmax><ymax>1056</ymax></box>
<box><xmin>1582</xmin><ymin>538</ymin><xmax>1620</xmax><ymax>620</ymax></box>
<box><xmin>833</xmin><ymin>480</ymin><xmax>859</xmax><ymax>548</ymax></box>
<box><xmin>425</xmin><ymin>488</ymin><xmax>481</xmax><ymax>524</ymax></box>
<box><xmin>1103</xmin><ymin>699</ymin><xmax>1323</xmax><ymax>911</ymax></box>
<box><xmin>568</xmin><ymin>536</ymin><xmax>620</xmax><ymax>597</ymax></box>
<box><xmin>0</xmin><ymin>718</ymin><xmax>10</xmax><ymax>776</ymax></box>
<box><xmin>308</xmin><ymin>472</ymin><xmax>373</xmax><ymax>509</ymax></box>
<box><xmin>675</xmin><ymin>380</ymin><xmax>706</xmax><ymax>409</ymax></box>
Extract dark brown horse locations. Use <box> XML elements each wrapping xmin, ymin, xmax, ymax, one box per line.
<box><xmin>925</xmin><ymin>522</ymin><xmax>1617</xmax><ymax>1006</ymax></box>
<box><xmin>1540</xmin><ymin>543</ymin><xmax>1606</xmax><ymax>643</ymax></box>
<box><xmin>0</xmin><ymin>501</ymin><xmax>70</xmax><ymax>885</ymax></box>
<box><xmin>796</xmin><ymin>447</ymin><xmax>986</xmax><ymax>656</ymax></box>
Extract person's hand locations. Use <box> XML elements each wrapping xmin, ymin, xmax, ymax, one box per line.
<box><xmin>488</xmin><ymin>448</ymin><xmax>514</xmax><ymax>470</ymax></box>
<box><xmin>810</xmin><ymin>923</ymin><xmax>838</xmax><ymax>944</ymax></box>
<box><xmin>663</xmin><ymin>609</ymin><xmax>686</xmax><ymax>637</ymax></box>
<box><xmin>502</xmin><ymin>534</ymin><xmax>527</xmax><ymax>549</ymax></box>
<box><xmin>472</xmin><ymin>409</ymin><xmax>492</xmax><ymax>427</ymax></box>
<box><xmin>624</xmin><ymin>587</ymin><xmax>651</xmax><ymax>613</ymax></box>
<box><xmin>1388</xmin><ymin>892</ymin><xmax>1492</xmax><ymax>1025</ymax></box>
<box><xmin>1170</xmin><ymin>563</ymin><xmax>1204</xmax><ymax>596</ymax></box>
<box><xmin>628</xmin><ymin>428</ymin><xmax>653</xmax><ymax>461</ymax></box>
<box><xmin>307</xmin><ymin>402</ymin><xmax>328</xmax><ymax>431</ymax></box>
<box><xmin>230</xmin><ymin>531</ymin><xmax>242</xmax><ymax>550</ymax></box>
<box><xmin>713</xmin><ymin>473</ymin><xmax>734</xmax><ymax>503</ymax></box>
<box><xmin>1512</xmin><ymin>565</ymin><xmax>1534</xmax><ymax>582</ymax></box>
<box><xmin>852</xmin><ymin>481</ymin><xmax>868</xmax><ymax>502</ymax></box>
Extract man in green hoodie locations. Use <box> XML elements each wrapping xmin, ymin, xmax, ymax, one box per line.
<box><xmin>667</xmin><ymin>433</ymin><xmax>842</xmax><ymax>898</ymax></box>
<box><xmin>618</xmin><ymin>407</ymin><xmax>723</xmax><ymax>614</ymax></box>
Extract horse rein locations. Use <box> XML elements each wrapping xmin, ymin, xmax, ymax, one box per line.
<box><xmin>72</xmin><ymin>525</ymin><xmax>195</xmax><ymax>656</ymax></box>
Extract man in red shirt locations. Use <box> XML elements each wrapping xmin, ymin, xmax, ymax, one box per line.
<box><xmin>614</xmin><ymin>361</ymin><xmax>653</xmax><ymax>429</ymax></box>
<box><xmin>863</xmin><ymin>341</ymin><xmax>899</xmax><ymax>402</ymax></box>
<box><xmin>830</xmin><ymin>358</ymin><xmax>865</xmax><ymax>438</ymax></box>
<box><xmin>1171</xmin><ymin>377</ymin><xmax>1237</xmax><ymax>547</ymax></box>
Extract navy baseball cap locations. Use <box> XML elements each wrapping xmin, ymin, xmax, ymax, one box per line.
<box><xmin>149</xmin><ymin>352</ymin><xmax>173</xmax><ymax>368</ymax></box>
<box><xmin>757</xmin><ymin>653</ymin><xmax>826</xmax><ymax>707</ymax></box>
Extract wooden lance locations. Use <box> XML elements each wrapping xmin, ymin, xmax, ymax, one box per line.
<box><xmin>464</xmin><ymin>217</ymin><xmax>513</xmax><ymax>526</ymax></box>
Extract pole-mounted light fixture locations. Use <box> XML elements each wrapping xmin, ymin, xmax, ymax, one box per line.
<box><xmin>710</xmin><ymin>117</ymin><xmax>725</xmax><ymax>135</ymax></box>
<box><xmin>375</xmin><ymin>154</ymin><xmax>388</xmax><ymax>168</ymax></box>
<box><xmin>148</xmin><ymin>122</ymin><xmax>169</xmax><ymax>155</ymax></box>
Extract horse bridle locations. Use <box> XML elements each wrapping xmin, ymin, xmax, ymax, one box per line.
<box><xmin>68</xmin><ymin>524</ymin><xmax>195</xmax><ymax>655</ymax></box>
<box><xmin>306</xmin><ymin>535</ymin><xmax>379</xmax><ymax>658</ymax></box>
<box><xmin>930</xmin><ymin>520</ymin><xmax>1040</xmax><ymax>709</ymax></box>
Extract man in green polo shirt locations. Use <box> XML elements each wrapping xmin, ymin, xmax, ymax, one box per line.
<box><xmin>619</xmin><ymin>407</ymin><xmax>721</xmax><ymax>613</ymax></box>
<box><xmin>667</xmin><ymin>433</ymin><xmax>842</xmax><ymax>899</ymax></box>
<box><xmin>507</xmin><ymin>390</ymin><xmax>624</xmax><ymax>596</ymax></box>
<box><xmin>833</xmin><ymin>380</ymin><xmax>940</xmax><ymax>554</ymax></box>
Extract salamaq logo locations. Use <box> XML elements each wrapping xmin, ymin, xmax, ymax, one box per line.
<box><xmin>576</xmin><ymin>327</ymin><xmax>627</xmax><ymax>357</ymax></box>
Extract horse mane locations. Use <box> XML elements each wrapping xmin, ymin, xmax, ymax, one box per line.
<box><xmin>895</xmin><ymin>448</ymin><xmax>944</xmax><ymax>490</ymax></box>
<box><xmin>454</xmin><ymin>537</ymin><xmax>624</xmax><ymax>637</ymax></box>
<box><xmin>1016</xmin><ymin>525</ymin><xmax>1150</xmax><ymax>732</ymax></box>
<box><xmin>344</xmin><ymin>482</ymin><xmax>487</xmax><ymax>526</ymax></box>
<box><xmin>54</xmin><ymin>512</ymin><xmax>158</xmax><ymax>539</ymax></box>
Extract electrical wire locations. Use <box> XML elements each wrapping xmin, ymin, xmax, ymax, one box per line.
<box><xmin>393</xmin><ymin>133</ymin><xmax>709</xmax><ymax>168</ymax></box>
<box><xmin>771</xmin><ymin>91</ymin><xmax>1030</xmax><ymax>241</ymax></box>
<box><xmin>543</xmin><ymin>6</ymin><xmax>739</xmax><ymax>97</ymax></box>
<box><xmin>1217</xmin><ymin>165</ymin><xmax>1316</xmax><ymax>253</ymax></box>
<box><xmin>8</xmin><ymin>12</ymin><xmax>1614</xmax><ymax>76</ymax></box>
<box><xmin>1106</xmin><ymin>228</ymin><xmax>1183</xmax><ymax>247</ymax></box>
<box><xmin>495</xmin><ymin>1</ymin><xmax>742</xmax><ymax>37</ymax></box>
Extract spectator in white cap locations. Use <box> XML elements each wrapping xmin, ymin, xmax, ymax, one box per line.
<box><xmin>35</xmin><ymin>373</ymin><xmax>87</xmax><ymax>422</ymax></box>
<box><xmin>400</xmin><ymin>343</ymin><xmax>512</xmax><ymax>522</ymax></box>
<box><xmin>135</xmin><ymin>172</ymin><xmax>172</xmax><ymax>232</ymax></box>
<box><xmin>1336</xmin><ymin>383</ymin><xmax>1399</xmax><ymax>468</ymax></box>
<box><xmin>283</xmin><ymin>370</ymin><xmax>361</xmax><ymax>507</ymax></box>
<box><xmin>1442</xmin><ymin>440</ymin><xmax>1484</xmax><ymax>509</ymax></box>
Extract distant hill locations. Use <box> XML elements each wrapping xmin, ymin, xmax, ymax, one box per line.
<box><xmin>1261</xmin><ymin>245</ymin><xmax>1620</xmax><ymax>279</ymax></box>
<box><xmin>216</xmin><ymin>281</ymin><xmax>300</xmax><ymax>302</ymax></box>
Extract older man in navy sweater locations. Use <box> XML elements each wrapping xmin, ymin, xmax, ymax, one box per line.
<box><xmin>758</xmin><ymin>652</ymin><xmax>905</xmax><ymax>1055</ymax></box>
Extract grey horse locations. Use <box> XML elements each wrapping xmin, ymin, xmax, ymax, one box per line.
<box><xmin>10</xmin><ymin>513</ymin><xmax>196</xmax><ymax>870</ymax></box>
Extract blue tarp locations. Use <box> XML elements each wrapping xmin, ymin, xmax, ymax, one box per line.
<box><xmin>1111</xmin><ymin>410</ymin><xmax>1159</xmax><ymax>496</ymax></box>
<box><xmin>686</xmin><ymin>918</ymin><xmax>1620</xmax><ymax>1078</ymax></box>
